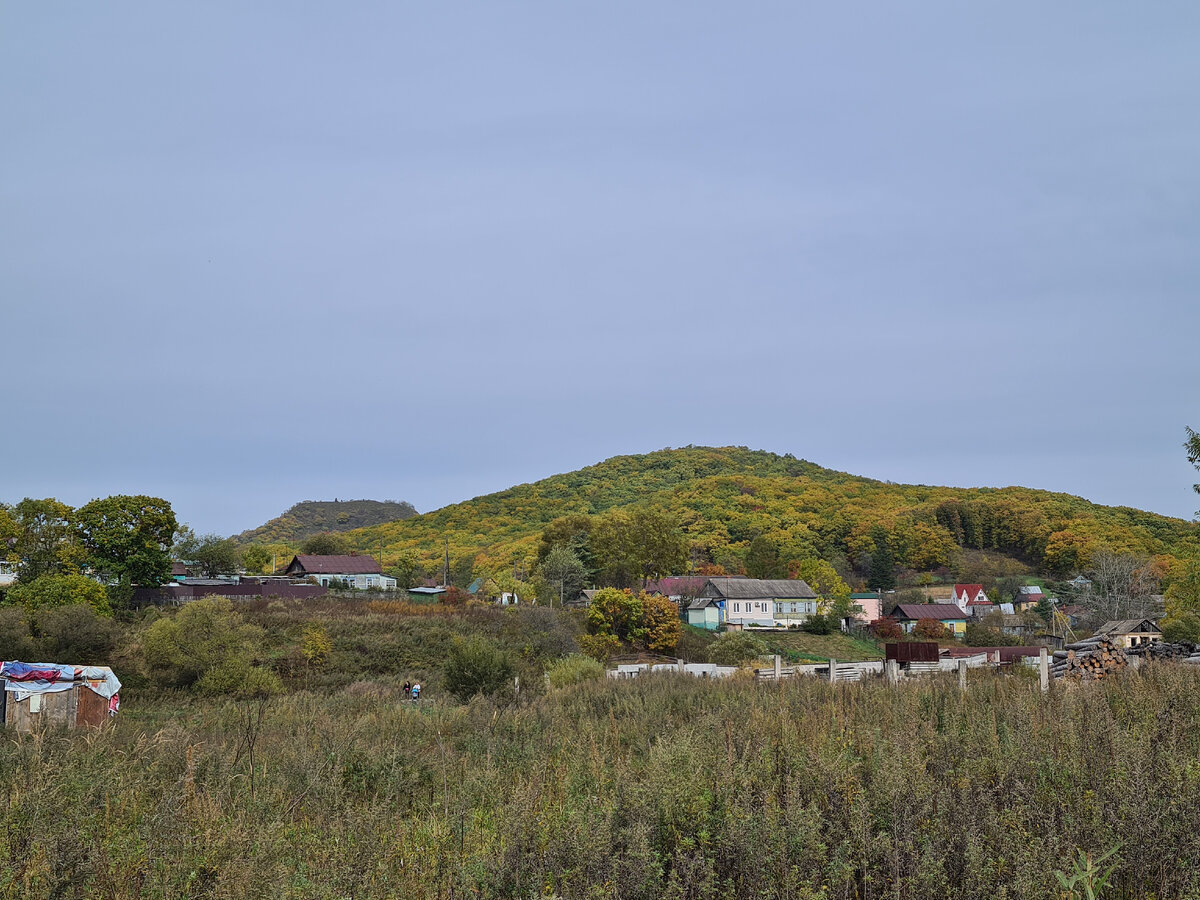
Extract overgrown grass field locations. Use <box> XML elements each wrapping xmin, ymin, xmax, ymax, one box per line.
<box><xmin>4</xmin><ymin>651</ymin><xmax>1200</xmax><ymax>899</ymax></box>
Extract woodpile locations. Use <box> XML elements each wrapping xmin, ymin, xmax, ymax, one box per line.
<box><xmin>1050</xmin><ymin>638</ymin><xmax>1129</xmax><ymax>680</ymax></box>
<box><xmin>1127</xmin><ymin>641</ymin><xmax>1200</xmax><ymax>664</ymax></box>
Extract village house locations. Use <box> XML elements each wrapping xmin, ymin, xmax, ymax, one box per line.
<box><xmin>283</xmin><ymin>554</ymin><xmax>397</xmax><ymax>590</ymax></box>
<box><xmin>1015</xmin><ymin>585</ymin><xmax>1045</xmax><ymax>612</ymax></box>
<box><xmin>951</xmin><ymin>584</ymin><xmax>988</xmax><ymax>609</ymax></box>
<box><xmin>848</xmin><ymin>592</ymin><xmax>882</xmax><ymax>624</ymax></box>
<box><xmin>891</xmin><ymin>603</ymin><xmax>968</xmax><ymax>637</ymax></box>
<box><xmin>1095</xmin><ymin>618</ymin><xmax>1163</xmax><ymax>649</ymax></box>
<box><xmin>695</xmin><ymin>577</ymin><xmax>818</xmax><ymax>628</ymax></box>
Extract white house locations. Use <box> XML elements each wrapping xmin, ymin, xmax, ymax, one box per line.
<box><xmin>282</xmin><ymin>554</ymin><xmax>397</xmax><ymax>590</ymax></box>
<box><xmin>0</xmin><ymin>560</ymin><xmax>15</xmax><ymax>588</ymax></box>
<box><xmin>695</xmin><ymin>577</ymin><xmax>818</xmax><ymax>628</ymax></box>
<box><xmin>951</xmin><ymin>583</ymin><xmax>988</xmax><ymax>610</ymax></box>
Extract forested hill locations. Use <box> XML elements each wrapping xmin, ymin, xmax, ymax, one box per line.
<box><xmin>332</xmin><ymin>446</ymin><xmax>1198</xmax><ymax>586</ymax></box>
<box><xmin>236</xmin><ymin>499</ymin><xmax>418</xmax><ymax>544</ymax></box>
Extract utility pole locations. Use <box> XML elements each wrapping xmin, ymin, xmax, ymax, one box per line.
<box><xmin>443</xmin><ymin>537</ymin><xmax>449</xmax><ymax>588</ymax></box>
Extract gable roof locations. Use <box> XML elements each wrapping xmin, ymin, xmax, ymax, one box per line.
<box><xmin>286</xmin><ymin>554</ymin><xmax>382</xmax><ymax>576</ymax></box>
<box><xmin>953</xmin><ymin>584</ymin><xmax>985</xmax><ymax>600</ymax></box>
<box><xmin>894</xmin><ymin>603</ymin><xmax>967</xmax><ymax>621</ymax></box>
<box><xmin>701</xmin><ymin>577</ymin><xmax>816</xmax><ymax>600</ymax></box>
<box><xmin>1096</xmin><ymin>618</ymin><xmax>1161</xmax><ymax>636</ymax></box>
<box><xmin>1017</xmin><ymin>585</ymin><xmax>1044</xmax><ymax>595</ymax></box>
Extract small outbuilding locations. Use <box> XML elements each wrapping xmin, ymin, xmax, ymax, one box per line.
<box><xmin>1</xmin><ymin>661</ymin><xmax>121</xmax><ymax>732</ymax></box>
<box><xmin>1095</xmin><ymin>618</ymin><xmax>1162</xmax><ymax>649</ymax></box>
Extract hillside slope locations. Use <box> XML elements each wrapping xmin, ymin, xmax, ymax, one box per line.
<box><xmin>324</xmin><ymin>447</ymin><xmax>1197</xmax><ymax>586</ymax></box>
<box><xmin>237</xmin><ymin>499</ymin><xmax>418</xmax><ymax>545</ymax></box>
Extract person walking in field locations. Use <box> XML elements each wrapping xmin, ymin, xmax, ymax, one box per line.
<box><xmin>403</xmin><ymin>680</ymin><xmax>411</xmax><ymax>697</ymax></box>
<box><xmin>410</xmin><ymin>682</ymin><xmax>421</xmax><ymax>703</ymax></box>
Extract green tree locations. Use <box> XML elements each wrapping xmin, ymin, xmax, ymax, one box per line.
<box><xmin>1188</xmin><ymin>426</ymin><xmax>1200</xmax><ymax>514</ymax></box>
<box><xmin>189</xmin><ymin>534</ymin><xmax>241</xmax><ymax>577</ymax></box>
<box><xmin>11</xmin><ymin>498</ymin><xmax>79</xmax><ymax>582</ymax></box>
<box><xmin>541</xmin><ymin>544</ymin><xmax>587</xmax><ymax>607</ymax></box>
<box><xmin>142</xmin><ymin>596</ymin><xmax>280</xmax><ymax>696</ymax></box>
<box><xmin>536</xmin><ymin>515</ymin><xmax>596</xmax><ymax>581</ymax></box>
<box><xmin>386</xmin><ymin>549</ymin><xmax>423</xmax><ymax>589</ymax></box>
<box><xmin>442</xmin><ymin>634</ymin><xmax>514</xmax><ymax>701</ymax></box>
<box><xmin>745</xmin><ymin>535</ymin><xmax>784</xmax><ymax>579</ymax></box>
<box><xmin>240</xmin><ymin>544</ymin><xmax>273</xmax><ymax>575</ymax></box>
<box><xmin>299</xmin><ymin>532</ymin><xmax>350</xmax><ymax>556</ymax></box>
<box><xmin>867</xmin><ymin>528</ymin><xmax>896</xmax><ymax>591</ymax></box>
<box><xmin>1162</xmin><ymin>557</ymin><xmax>1200</xmax><ymax>642</ymax></box>
<box><xmin>591</xmin><ymin>507</ymin><xmax>687</xmax><ymax>589</ymax></box>
<box><xmin>74</xmin><ymin>495</ymin><xmax>177</xmax><ymax>586</ymax></box>
<box><xmin>5</xmin><ymin>573</ymin><xmax>113</xmax><ymax>617</ymax></box>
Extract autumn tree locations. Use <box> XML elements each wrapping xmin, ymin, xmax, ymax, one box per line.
<box><xmin>641</xmin><ymin>593</ymin><xmax>681</xmax><ymax>653</ymax></box>
<box><xmin>587</xmin><ymin>587</ymin><xmax>645</xmax><ymax>643</ymax></box>
<box><xmin>74</xmin><ymin>495</ymin><xmax>177</xmax><ymax>586</ymax></box>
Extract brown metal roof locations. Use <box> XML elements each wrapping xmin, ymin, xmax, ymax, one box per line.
<box><xmin>285</xmin><ymin>554</ymin><xmax>381</xmax><ymax>575</ymax></box>
<box><xmin>893</xmin><ymin>603</ymin><xmax>966</xmax><ymax>621</ymax></box>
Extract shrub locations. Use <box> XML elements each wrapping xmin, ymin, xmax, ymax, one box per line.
<box><xmin>545</xmin><ymin>654</ymin><xmax>605</xmax><ymax>688</ymax></box>
<box><xmin>872</xmin><ymin>616</ymin><xmax>904</xmax><ymax>641</ymax></box>
<box><xmin>5</xmin><ymin>574</ymin><xmax>112</xmax><ymax>617</ymax></box>
<box><xmin>913</xmin><ymin>618</ymin><xmax>949</xmax><ymax>640</ymax></box>
<box><xmin>577</xmin><ymin>632</ymin><xmax>621</xmax><ymax>661</ymax></box>
<box><xmin>0</xmin><ymin>606</ymin><xmax>35</xmax><ymax>659</ymax></box>
<box><xmin>33</xmin><ymin>604</ymin><xmax>118</xmax><ymax>662</ymax></box>
<box><xmin>964</xmin><ymin>623</ymin><xmax>1022</xmax><ymax>647</ymax></box>
<box><xmin>707</xmin><ymin>630</ymin><xmax>770</xmax><ymax>666</ymax></box>
<box><xmin>142</xmin><ymin>596</ymin><xmax>277</xmax><ymax>695</ymax></box>
<box><xmin>443</xmin><ymin>634</ymin><xmax>514</xmax><ymax>701</ymax></box>
<box><xmin>801</xmin><ymin>612</ymin><xmax>835</xmax><ymax>635</ymax></box>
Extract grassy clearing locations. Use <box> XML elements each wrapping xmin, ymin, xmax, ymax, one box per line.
<box><xmin>758</xmin><ymin>630</ymin><xmax>883</xmax><ymax>662</ymax></box>
<box><xmin>4</xmin><ymin>659</ymin><xmax>1200</xmax><ymax>898</ymax></box>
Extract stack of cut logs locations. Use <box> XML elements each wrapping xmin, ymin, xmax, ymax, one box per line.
<box><xmin>1050</xmin><ymin>638</ymin><xmax>1129</xmax><ymax>680</ymax></box>
<box><xmin>1127</xmin><ymin>641</ymin><xmax>1200</xmax><ymax>664</ymax></box>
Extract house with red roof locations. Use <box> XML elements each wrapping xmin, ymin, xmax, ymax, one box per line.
<box><xmin>892</xmin><ymin>603</ymin><xmax>968</xmax><ymax>637</ymax></box>
<box><xmin>951</xmin><ymin>584</ymin><xmax>988</xmax><ymax>610</ymax></box>
<box><xmin>284</xmin><ymin>554</ymin><xmax>396</xmax><ymax>590</ymax></box>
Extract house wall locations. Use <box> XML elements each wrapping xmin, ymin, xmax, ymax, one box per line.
<box><xmin>726</xmin><ymin>599</ymin><xmax>775</xmax><ymax>628</ymax></box>
<box><xmin>853</xmin><ymin>597</ymin><xmax>881</xmax><ymax>622</ymax></box>
<box><xmin>686</xmin><ymin>607</ymin><xmax>720</xmax><ymax>630</ymax></box>
<box><xmin>773</xmin><ymin>599</ymin><xmax>818</xmax><ymax>625</ymax></box>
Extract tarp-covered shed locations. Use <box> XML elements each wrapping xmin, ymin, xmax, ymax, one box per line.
<box><xmin>1</xmin><ymin>661</ymin><xmax>121</xmax><ymax>732</ymax></box>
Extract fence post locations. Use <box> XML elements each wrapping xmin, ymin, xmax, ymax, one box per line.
<box><xmin>1039</xmin><ymin>647</ymin><xmax>1050</xmax><ymax>693</ymax></box>
<box><xmin>828</xmin><ymin>658</ymin><xmax>837</xmax><ymax>684</ymax></box>
<box><xmin>886</xmin><ymin>659</ymin><xmax>899</xmax><ymax>685</ymax></box>
<box><xmin>958</xmin><ymin>658</ymin><xmax>967</xmax><ymax>692</ymax></box>
<box><xmin>773</xmin><ymin>654</ymin><xmax>781</xmax><ymax>680</ymax></box>
<box><xmin>677</xmin><ymin>657</ymin><xmax>685</xmax><ymax>674</ymax></box>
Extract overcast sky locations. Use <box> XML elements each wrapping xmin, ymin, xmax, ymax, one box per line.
<box><xmin>2</xmin><ymin>2</ymin><xmax>1198</xmax><ymax>536</ymax></box>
